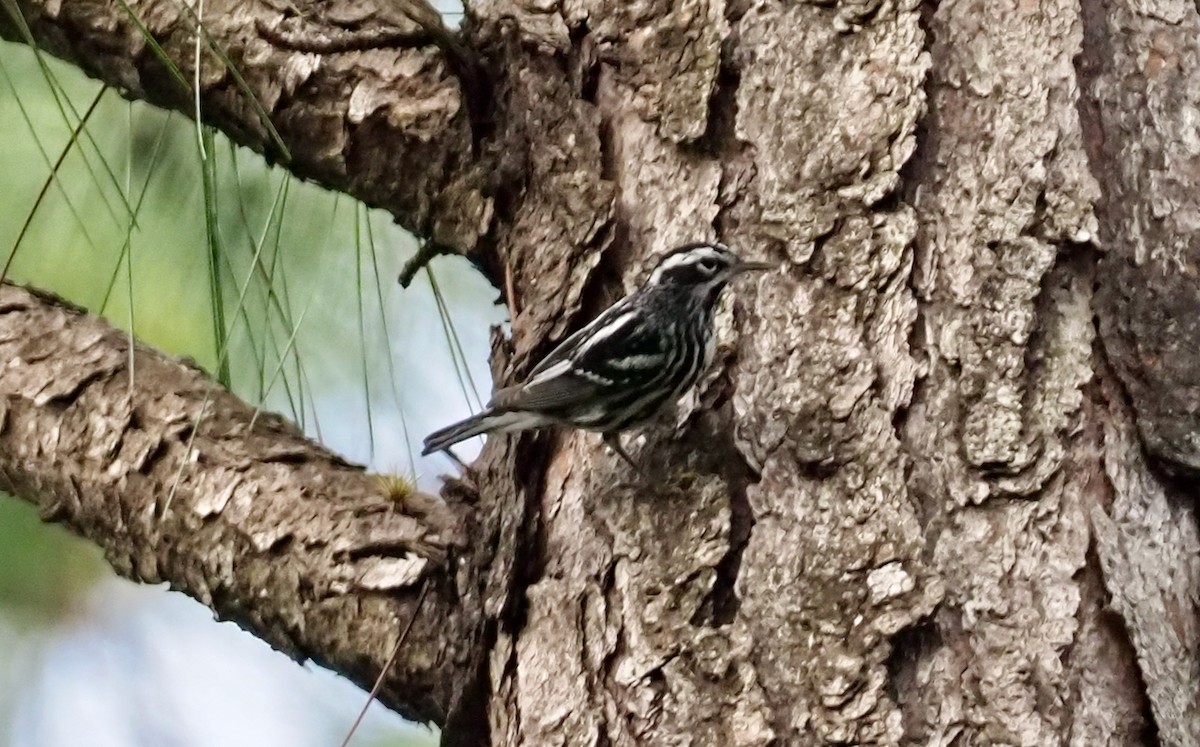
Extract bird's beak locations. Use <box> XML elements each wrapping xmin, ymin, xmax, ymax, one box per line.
<box><xmin>732</xmin><ymin>259</ymin><xmax>774</xmax><ymax>275</ymax></box>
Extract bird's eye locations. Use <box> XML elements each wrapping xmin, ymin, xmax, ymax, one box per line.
<box><xmin>696</xmin><ymin>258</ymin><xmax>719</xmax><ymax>274</ymax></box>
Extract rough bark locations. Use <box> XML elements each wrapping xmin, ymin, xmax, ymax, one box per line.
<box><xmin>3</xmin><ymin>0</ymin><xmax>1200</xmax><ymax>745</ymax></box>
<box><xmin>0</xmin><ymin>284</ymin><xmax>472</xmax><ymax>726</ymax></box>
<box><xmin>0</xmin><ymin>0</ymin><xmax>489</xmax><ymax>261</ymax></box>
<box><xmin>1077</xmin><ymin>0</ymin><xmax>1200</xmax><ymax>741</ymax></box>
<box><xmin>899</xmin><ymin>0</ymin><xmax>1142</xmax><ymax>743</ymax></box>
<box><xmin>1082</xmin><ymin>0</ymin><xmax>1200</xmax><ymax>478</ymax></box>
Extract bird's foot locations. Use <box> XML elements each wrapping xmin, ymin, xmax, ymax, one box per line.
<box><xmin>602</xmin><ymin>432</ymin><xmax>646</xmax><ymax>480</ymax></box>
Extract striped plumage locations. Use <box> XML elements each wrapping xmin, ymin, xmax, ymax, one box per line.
<box><xmin>421</xmin><ymin>242</ymin><xmax>771</xmax><ymax>463</ymax></box>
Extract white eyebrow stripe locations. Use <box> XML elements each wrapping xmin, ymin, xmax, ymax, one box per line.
<box><xmin>650</xmin><ymin>246</ymin><xmax>727</xmax><ymax>283</ymax></box>
<box><xmin>662</xmin><ymin>248</ymin><xmax>721</xmax><ymax>269</ymax></box>
<box><xmin>658</xmin><ymin>253</ymin><xmax>694</xmax><ymax>271</ymax></box>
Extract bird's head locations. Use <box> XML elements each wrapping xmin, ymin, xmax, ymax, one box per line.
<box><xmin>646</xmin><ymin>242</ymin><xmax>773</xmax><ymax>300</ymax></box>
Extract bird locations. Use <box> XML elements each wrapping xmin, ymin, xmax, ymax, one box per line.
<box><xmin>421</xmin><ymin>241</ymin><xmax>772</xmax><ymax>466</ymax></box>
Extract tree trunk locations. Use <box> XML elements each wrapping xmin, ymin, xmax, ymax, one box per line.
<box><xmin>3</xmin><ymin>0</ymin><xmax>1199</xmax><ymax>745</ymax></box>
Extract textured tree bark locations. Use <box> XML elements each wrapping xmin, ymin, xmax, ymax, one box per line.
<box><xmin>4</xmin><ymin>0</ymin><xmax>1200</xmax><ymax>745</ymax></box>
<box><xmin>0</xmin><ymin>284</ymin><xmax>474</xmax><ymax>726</ymax></box>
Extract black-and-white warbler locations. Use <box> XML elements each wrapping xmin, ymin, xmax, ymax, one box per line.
<box><xmin>421</xmin><ymin>241</ymin><xmax>772</xmax><ymax>465</ymax></box>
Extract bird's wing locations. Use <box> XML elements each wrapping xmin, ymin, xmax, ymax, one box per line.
<box><xmin>489</xmin><ymin>365</ymin><xmax>604</xmax><ymax>412</ymax></box>
<box><xmin>491</xmin><ymin>302</ymin><xmax>668</xmax><ymax>414</ymax></box>
<box><xmin>570</xmin><ymin>309</ymin><xmax>669</xmax><ymax>386</ymax></box>
<box><xmin>525</xmin><ymin>295</ymin><xmax>638</xmax><ymax>379</ymax></box>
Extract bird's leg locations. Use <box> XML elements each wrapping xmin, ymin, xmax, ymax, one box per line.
<box><xmin>602</xmin><ymin>432</ymin><xmax>642</xmax><ymax>474</ymax></box>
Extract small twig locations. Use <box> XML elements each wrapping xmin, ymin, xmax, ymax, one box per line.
<box><xmin>254</xmin><ymin>0</ymin><xmax>470</xmax><ymax>64</ymax></box>
<box><xmin>337</xmin><ymin>580</ymin><xmax>430</xmax><ymax>747</ymax></box>
<box><xmin>259</xmin><ymin>0</ymin><xmax>489</xmax><ymax>141</ymax></box>
<box><xmin>255</xmin><ymin>18</ymin><xmax>437</xmax><ymax>54</ymax></box>
<box><xmin>440</xmin><ymin>446</ymin><xmax>470</xmax><ymax>472</ymax></box>
<box><xmin>397</xmin><ymin>240</ymin><xmax>455</xmax><ymax>288</ymax></box>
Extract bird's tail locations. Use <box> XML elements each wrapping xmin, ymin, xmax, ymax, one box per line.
<box><xmin>421</xmin><ymin>410</ymin><xmax>543</xmax><ymax>455</ymax></box>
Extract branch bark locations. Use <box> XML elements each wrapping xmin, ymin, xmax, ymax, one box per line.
<box><xmin>0</xmin><ymin>0</ymin><xmax>491</xmax><ymax>256</ymax></box>
<box><xmin>0</xmin><ymin>283</ymin><xmax>476</xmax><ymax>726</ymax></box>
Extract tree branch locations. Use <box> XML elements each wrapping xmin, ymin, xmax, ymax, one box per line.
<box><xmin>0</xmin><ymin>0</ymin><xmax>492</xmax><ymax>253</ymax></box>
<box><xmin>0</xmin><ymin>283</ymin><xmax>478</xmax><ymax>726</ymax></box>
